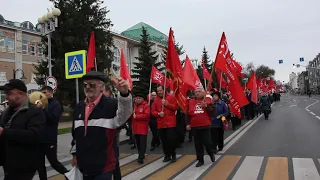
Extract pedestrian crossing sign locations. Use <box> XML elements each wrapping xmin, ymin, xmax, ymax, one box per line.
<box><xmin>65</xmin><ymin>50</ymin><xmax>87</xmax><ymax>79</ymax></box>
<box><xmin>279</xmin><ymin>60</ymin><xmax>283</xmax><ymax>64</ymax></box>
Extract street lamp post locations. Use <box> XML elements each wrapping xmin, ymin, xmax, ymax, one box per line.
<box><xmin>37</xmin><ymin>8</ymin><xmax>61</xmax><ymax>77</ymax></box>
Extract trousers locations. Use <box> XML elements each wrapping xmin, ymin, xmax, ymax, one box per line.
<box><xmin>158</xmin><ymin>127</ymin><xmax>177</xmax><ymax>157</ymax></box>
<box><xmin>192</xmin><ymin>127</ymin><xmax>213</xmax><ymax>161</ymax></box>
<box><xmin>37</xmin><ymin>143</ymin><xmax>69</xmax><ymax>180</ymax></box>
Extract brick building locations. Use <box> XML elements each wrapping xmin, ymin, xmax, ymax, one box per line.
<box><xmin>0</xmin><ymin>13</ymin><xmax>167</xmax><ymax>102</ymax></box>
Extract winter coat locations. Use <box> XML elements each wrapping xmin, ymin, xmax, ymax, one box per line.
<box><xmin>151</xmin><ymin>94</ymin><xmax>178</xmax><ymax>129</ymax></box>
<box><xmin>132</xmin><ymin>101</ymin><xmax>150</xmax><ymax>135</ymax></box>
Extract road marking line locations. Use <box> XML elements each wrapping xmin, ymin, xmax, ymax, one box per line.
<box><xmin>120</xmin><ymin>154</ymin><xmax>139</xmax><ymax>166</ymax></box>
<box><xmin>293</xmin><ymin>158</ymin><xmax>320</xmax><ymax>180</ymax></box>
<box><xmin>263</xmin><ymin>157</ymin><xmax>289</xmax><ymax>180</ymax></box>
<box><xmin>290</xmin><ymin>105</ymin><xmax>297</xmax><ymax>107</ymax></box>
<box><xmin>305</xmin><ymin>99</ymin><xmax>319</xmax><ymax>111</ymax></box>
<box><xmin>310</xmin><ymin>112</ymin><xmax>316</xmax><ymax>115</ymax></box>
<box><xmin>305</xmin><ymin>100</ymin><xmax>308</xmax><ymax>101</ymax></box>
<box><xmin>220</xmin><ymin>114</ymin><xmax>263</xmax><ymax>154</ymax></box>
<box><xmin>121</xmin><ymin>154</ymin><xmax>162</xmax><ymax>176</ymax></box>
<box><xmin>145</xmin><ymin>155</ymin><xmax>196</xmax><ymax>180</ymax></box>
<box><xmin>223</xmin><ymin>102</ymin><xmax>276</xmax><ymax>146</ymax></box>
<box><xmin>306</xmin><ymin>109</ymin><xmax>310</xmax><ymax>111</ymax></box>
<box><xmin>123</xmin><ymin>155</ymin><xmax>182</xmax><ymax>180</ymax></box>
<box><xmin>224</xmin><ymin>120</ymin><xmax>253</xmax><ymax>144</ymax></box>
<box><xmin>202</xmin><ymin>155</ymin><xmax>241</xmax><ymax>180</ymax></box>
<box><xmin>293</xmin><ymin>99</ymin><xmax>296</xmax><ymax>102</ymax></box>
<box><xmin>232</xmin><ymin>156</ymin><xmax>264</xmax><ymax>180</ymax></box>
<box><xmin>173</xmin><ymin>155</ymin><xmax>221</xmax><ymax>180</ymax></box>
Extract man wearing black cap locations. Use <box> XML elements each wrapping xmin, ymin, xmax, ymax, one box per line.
<box><xmin>70</xmin><ymin>71</ymin><xmax>132</xmax><ymax>180</ymax></box>
<box><xmin>0</xmin><ymin>79</ymin><xmax>45</xmax><ymax>180</ymax></box>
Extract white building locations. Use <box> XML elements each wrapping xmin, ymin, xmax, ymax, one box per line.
<box><xmin>289</xmin><ymin>72</ymin><xmax>298</xmax><ymax>90</ymax></box>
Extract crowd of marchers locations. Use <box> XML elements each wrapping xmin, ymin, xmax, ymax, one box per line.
<box><xmin>0</xmin><ymin>70</ymin><xmax>281</xmax><ymax>180</ymax></box>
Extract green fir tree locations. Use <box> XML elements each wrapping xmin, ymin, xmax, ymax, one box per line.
<box><xmin>34</xmin><ymin>0</ymin><xmax>114</xmax><ymax>107</ymax></box>
<box><xmin>131</xmin><ymin>27</ymin><xmax>160</xmax><ymax>96</ymax></box>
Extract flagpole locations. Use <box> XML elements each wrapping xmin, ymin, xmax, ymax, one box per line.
<box><xmin>204</xmin><ymin>78</ymin><xmax>207</xmax><ymax>91</ymax></box>
<box><xmin>148</xmin><ymin>79</ymin><xmax>152</xmax><ymax>105</ymax></box>
<box><xmin>162</xmin><ymin>70</ymin><xmax>167</xmax><ymax>112</ymax></box>
<box><xmin>219</xmin><ymin>73</ymin><xmax>222</xmax><ymax>92</ymax></box>
<box><xmin>94</xmin><ymin>58</ymin><xmax>97</xmax><ymax>71</ymax></box>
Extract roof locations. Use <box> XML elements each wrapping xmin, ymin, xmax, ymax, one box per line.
<box><xmin>0</xmin><ymin>14</ymin><xmax>40</xmax><ymax>33</ymax></box>
<box><xmin>121</xmin><ymin>22</ymin><xmax>168</xmax><ymax>46</ymax></box>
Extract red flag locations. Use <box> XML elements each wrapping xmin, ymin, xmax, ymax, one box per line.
<box><xmin>216</xmin><ymin>69</ymin><xmax>227</xmax><ymax>88</ymax></box>
<box><xmin>202</xmin><ymin>57</ymin><xmax>211</xmax><ymax>81</ymax></box>
<box><xmin>166</xmin><ymin>77</ymin><xmax>173</xmax><ymax>90</ymax></box>
<box><xmin>268</xmin><ymin>78</ymin><xmax>275</xmax><ymax>88</ymax></box>
<box><xmin>150</xmin><ymin>66</ymin><xmax>165</xmax><ymax>86</ymax></box>
<box><xmin>231</xmin><ymin>60</ymin><xmax>244</xmax><ymax>78</ymax></box>
<box><xmin>183</xmin><ymin>55</ymin><xmax>203</xmax><ymax>90</ymax></box>
<box><xmin>213</xmin><ymin>33</ymin><xmax>230</xmax><ymax>72</ymax></box>
<box><xmin>214</xmin><ymin>32</ymin><xmax>249</xmax><ymax>118</ymax></box>
<box><xmin>87</xmin><ymin>32</ymin><xmax>96</xmax><ymax>73</ymax></box>
<box><xmin>165</xmin><ymin>28</ymin><xmax>188</xmax><ymax>111</ymax></box>
<box><xmin>247</xmin><ymin>72</ymin><xmax>258</xmax><ymax>104</ymax></box>
<box><xmin>120</xmin><ymin>49</ymin><xmax>132</xmax><ymax>90</ymax></box>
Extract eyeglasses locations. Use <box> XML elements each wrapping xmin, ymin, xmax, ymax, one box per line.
<box><xmin>83</xmin><ymin>82</ymin><xmax>96</xmax><ymax>88</ymax></box>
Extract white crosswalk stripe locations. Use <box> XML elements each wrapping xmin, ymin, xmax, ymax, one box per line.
<box><xmin>293</xmin><ymin>158</ymin><xmax>320</xmax><ymax>180</ymax></box>
<box><xmin>232</xmin><ymin>156</ymin><xmax>263</xmax><ymax>180</ymax></box>
<box><xmin>2</xmin><ymin>154</ymin><xmax>320</xmax><ymax>180</ymax></box>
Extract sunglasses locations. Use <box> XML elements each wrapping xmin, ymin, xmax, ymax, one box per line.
<box><xmin>83</xmin><ymin>82</ymin><xmax>97</xmax><ymax>88</ymax></box>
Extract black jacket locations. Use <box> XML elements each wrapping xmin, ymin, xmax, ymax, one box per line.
<box><xmin>41</xmin><ymin>98</ymin><xmax>62</xmax><ymax>143</ymax></box>
<box><xmin>71</xmin><ymin>93</ymin><xmax>132</xmax><ymax>176</ymax></box>
<box><xmin>0</xmin><ymin>101</ymin><xmax>45</xmax><ymax>171</ymax></box>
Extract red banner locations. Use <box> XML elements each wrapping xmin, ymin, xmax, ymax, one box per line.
<box><xmin>165</xmin><ymin>28</ymin><xmax>188</xmax><ymax>111</ymax></box>
<box><xmin>214</xmin><ymin>32</ymin><xmax>249</xmax><ymax>118</ymax></box>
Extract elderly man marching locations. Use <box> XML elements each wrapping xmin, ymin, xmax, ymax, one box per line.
<box><xmin>70</xmin><ymin>71</ymin><xmax>132</xmax><ymax>180</ymax></box>
<box><xmin>132</xmin><ymin>93</ymin><xmax>150</xmax><ymax>164</ymax></box>
<box><xmin>186</xmin><ymin>87</ymin><xmax>215</xmax><ymax>167</ymax></box>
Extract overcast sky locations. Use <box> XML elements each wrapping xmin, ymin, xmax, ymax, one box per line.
<box><xmin>2</xmin><ymin>0</ymin><xmax>320</xmax><ymax>82</ymax></box>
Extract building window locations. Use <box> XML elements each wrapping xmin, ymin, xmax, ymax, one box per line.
<box><xmin>22</xmin><ymin>40</ymin><xmax>28</xmax><ymax>55</ymax></box>
<box><xmin>30</xmin><ymin>42</ymin><xmax>36</xmax><ymax>56</ymax></box>
<box><xmin>38</xmin><ymin>44</ymin><xmax>43</xmax><ymax>56</ymax></box>
<box><xmin>113</xmin><ymin>48</ymin><xmax>120</xmax><ymax>63</ymax></box>
<box><xmin>0</xmin><ymin>36</ymin><xmax>4</xmax><ymax>47</ymax></box>
<box><xmin>7</xmin><ymin>38</ymin><xmax>14</xmax><ymax>53</ymax></box>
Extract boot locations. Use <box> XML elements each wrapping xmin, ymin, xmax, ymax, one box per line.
<box><xmin>196</xmin><ymin>160</ymin><xmax>204</xmax><ymax>167</ymax></box>
<box><xmin>163</xmin><ymin>156</ymin><xmax>171</xmax><ymax>162</ymax></box>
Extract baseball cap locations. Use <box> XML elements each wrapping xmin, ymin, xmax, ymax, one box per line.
<box><xmin>0</xmin><ymin>79</ymin><xmax>27</xmax><ymax>93</ymax></box>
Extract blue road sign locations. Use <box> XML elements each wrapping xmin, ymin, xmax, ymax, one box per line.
<box><xmin>65</xmin><ymin>50</ymin><xmax>87</xmax><ymax>79</ymax></box>
<box><xmin>279</xmin><ymin>60</ymin><xmax>283</xmax><ymax>64</ymax></box>
<box><xmin>300</xmin><ymin>57</ymin><xmax>304</xmax><ymax>62</ymax></box>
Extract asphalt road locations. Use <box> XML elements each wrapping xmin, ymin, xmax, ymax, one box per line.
<box><xmin>119</xmin><ymin>119</ymin><xmax>251</xmax><ymax>155</ymax></box>
<box><xmin>226</xmin><ymin>94</ymin><xmax>320</xmax><ymax>158</ymax></box>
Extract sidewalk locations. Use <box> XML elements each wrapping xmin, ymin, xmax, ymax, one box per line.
<box><xmin>58</xmin><ymin>121</ymin><xmax>72</xmax><ymax>129</ymax></box>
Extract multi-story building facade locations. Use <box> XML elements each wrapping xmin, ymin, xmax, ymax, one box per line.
<box><xmin>307</xmin><ymin>53</ymin><xmax>320</xmax><ymax>93</ymax></box>
<box><xmin>297</xmin><ymin>71</ymin><xmax>309</xmax><ymax>94</ymax></box>
<box><xmin>0</xmin><ymin>14</ymin><xmax>167</xmax><ymax>102</ymax></box>
<box><xmin>289</xmin><ymin>72</ymin><xmax>298</xmax><ymax>91</ymax></box>
<box><xmin>0</xmin><ymin>14</ymin><xmax>42</xmax><ymax>103</ymax></box>
<box><xmin>110</xmin><ymin>22</ymin><xmax>167</xmax><ymax>77</ymax></box>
